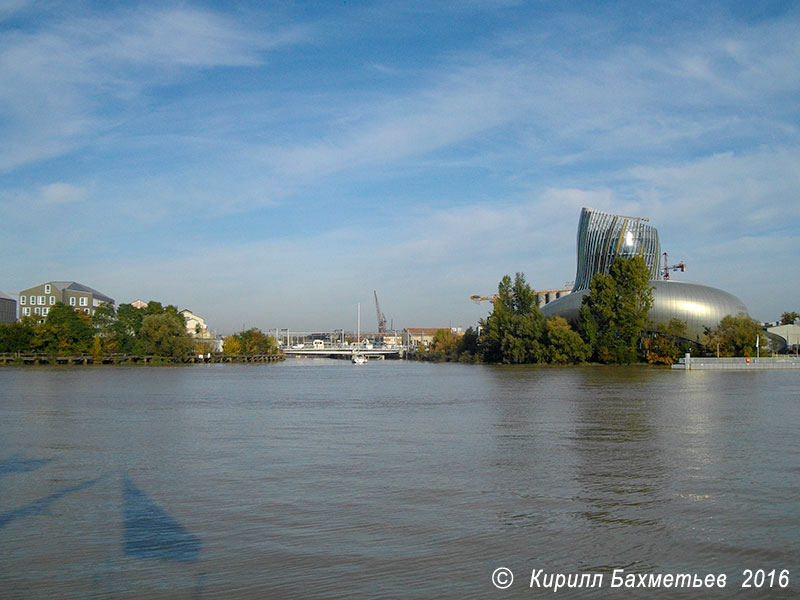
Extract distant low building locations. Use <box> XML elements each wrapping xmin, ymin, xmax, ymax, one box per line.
<box><xmin>382</xmin><ymin>334</ymin><xmax>403</xmax><ymax>347</ymax></box>
<box><xmin>130</xmin><ymin>299</ymin><xmax>148</xmax><ymax>309</ymax></box>
<box><xmin>18</xmin><ymin>281</ymin><xmax>114</xmax><ymax>321</ymax></box>
<box><xmin>404</xmin><ymin>327</ymin><xmax>463</xmax><ymax>348</ymax></box>
<box><xmin>0</xmin><ymin>292</ymin><xmax>16</xmax><ymax>324</ymax></box>
<box><xmin>535</xmin><ymin>288</ymin><xmax>572</xmax><ymax>307</ymax></box>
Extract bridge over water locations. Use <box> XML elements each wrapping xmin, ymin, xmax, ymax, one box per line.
<box><xmin>282</xmin><ymin>344</ymin><xmax>405</xmax><ymax>359</ymax></box>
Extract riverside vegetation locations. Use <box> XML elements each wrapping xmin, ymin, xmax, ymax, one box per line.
<box><xmin>417</xmin><ymin>256</ymin><xmax>771</xmax><ymax>365</ymax></box>
<box><xmin>1</xmin><ymin>258</ymin><xmax>779</xmax><ymax>366</ymax></box>
<box><xmin>0</xmin><ymin>300</ymin><xmax>282</xmax><ymax>363</ymax></box>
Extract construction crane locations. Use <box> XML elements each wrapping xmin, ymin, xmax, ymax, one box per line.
<box><xmin>661</xmin><ymin>252</ymin><xmax>686</xmax><ymax>280</ymax></box>
<box><xmin>470</xmin><ymin>294</ymin><xmax>498</xmax><ymax>304</ymax></box>
<box><xmin>374</xmin><ymin>290</ymin><xmax>387</xmax><ymax>335</ymax></box>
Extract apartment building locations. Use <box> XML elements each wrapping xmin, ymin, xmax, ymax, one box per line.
<box><xmin>18</xmin><ymin>281</ymin><xmax>115</xmax><ymax>321</ymax></box>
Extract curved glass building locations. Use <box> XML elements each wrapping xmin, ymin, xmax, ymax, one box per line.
<box><xmin>542</xmin><ymin>207</ymin><xmax>750</xmax><ymax>341</ymax></box>
<box><xmin>572</xmin><ymin>207</ymin><xmax>661</xmax><ymax>292</ymax></box>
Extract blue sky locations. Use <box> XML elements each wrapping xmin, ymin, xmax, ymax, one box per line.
<box><xmin>1</xmin><ymin>1</ymin><xmax>798</xmax><ymax>334</ymax></box>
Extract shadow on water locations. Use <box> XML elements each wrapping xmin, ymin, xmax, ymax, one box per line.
<box><xmin>0</xmin><ymin>475</ymin><xmax>103</xmax><ymax>531</ymax></box>
<box><xmin>0</xmin><ymin>453</ymin><xmax>54</xmax><ymax>478</ymax></box>
<box><xmin>123</xmin><ymin>476</ymin><xmax>202</xmax><ymax>563</ymax></box>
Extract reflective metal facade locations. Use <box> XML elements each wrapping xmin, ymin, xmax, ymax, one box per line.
<box><xmin>541</xmin><ymin>281</ymin><xmax>749</xmax><ymax>341</ymax></box>
<box><xmin>572</xmin><ymin>207</ymin><xmax>661</xmax><ymax>292</ymax></box>
<box><xmin>542</xmin><ymin>207</ymin><xmax>751</xmax><ymax>340</ymax></box>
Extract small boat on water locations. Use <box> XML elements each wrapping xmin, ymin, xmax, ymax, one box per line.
<box><xmin>351</xmin><ymin>353</ymin><xmax>367</xmax><ymax>365</ymax></box>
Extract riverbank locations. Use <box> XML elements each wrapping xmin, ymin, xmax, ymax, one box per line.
<box><xmin>672</xmin><ymin>355</ymin><xmax>800</xmax><ymax>370</ymax></box>
<box><xmin>0</xmin><ymin>352</ymin><xmax>284</xmax><ymax>366</ymax></box>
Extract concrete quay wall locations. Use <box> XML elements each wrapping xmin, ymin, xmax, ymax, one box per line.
<box><xmin>672</xmin><ymin>355</ymin><xmax>800</xmax><ymax>370</ymax></box>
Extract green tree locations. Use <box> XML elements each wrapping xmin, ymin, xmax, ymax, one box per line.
<box><xmin>111</xmin><ymin>303</ymin><xmax>144</xmax><ymax>352</ymax></box>
<box><xmin>33</xmin><ymin>303</ymin><xmax>94</xmax><ymax>355</ymax></box>
<box><xmin>112</xmin><ymin>301</ymin><xmax>179</xmax><ymax>351</ymax></box>
<box><xmin>501</xmin><ymin>310</ymin><xmax>547</xmax><ymax>363</ymax></box>
<box><xmin>222</xmin><ymin>335</ymin><xmax>242</xmax><ymax>355</ymax></box>
<box><xmin>780</xmin><ymin>311</ymin><xmax>800</xmax><ymax>325</ymax></box>
<box><xmin>431</xmin><ymin>328</ymin><xmax>457</xmax><ymax>352</ymax></box>
<box><xmin>138</xmin><ymin>313</ymin><xmax>194</xmax><ymax>360</ymax></box>
<box><xmin>704</xmin><ymin>313</ymin><xmax>766</xmax><ymax>357</ymax></box>
<box><xmin>91</xmin><ymin>335</ymin><xmax>105</xmax><ymax>360</ymax></box>
<box><xmin>580</xmin><ymin>256</ymin><xmax>654</xmax><ymax>364</ymax></box>
<box><xmin>479</xmin><ymin>272</ymin><xmax>546</xmax><ymax>364</ymax></box>
<box><xmin>423</xmin><ymin>328</ymin><xmax>458</xmax><ymax>362</ymax></box>
<box><xmin>644</xmin><ymin>319</ymin><xmax>688</xmax><ymax>365</ymax></box>
<box><xmin>455</xmin><ymin>327</ymin><xmax>479</xmax><ymax>363</ymax></box>
<box><xmin>91</xmin><ymin>302</ymin><xmax>119</xmax><ymax>353</ymax></box>
<box><xmin>239</xmin><ymin>328</ymin><xmax>279</xmax><ymax>354</ymax></box>
<box><xmin>545</xmin><ymin>316</ymin><xmax>590</xmax><ymax>364</ymax></box>
<box><xmin>194</xmin><ymin>338</ymin><xmax>216</xmax><ymax>356</ymax></box>
<box><xmin>114</xmin><ymin>303</ymin><xmax>144</xmax><ymax>336</ymax></box>
<box><xmin>92</xmin><ymin>302</ymin><xmax>116</xmax><ymax>336</ymax></box>
<box><xmin>478</xmin><ymin>275</ymin><xmax>513</xmax><ymax>363</ymax></box>
<box><xmin>223</xmin><ymin>328</ymin><xmax>280</xmax><ymax>355</ymax></box>
<box><xmin>0</xmin><ymin>317</ymin><xmax>38</xmax><ymax>353</ymax></box>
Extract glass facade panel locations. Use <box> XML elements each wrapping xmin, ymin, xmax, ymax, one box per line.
<box><xmin>572</xmin><ymin>207</ymin><xmax>661</xmax><ymax>292</ymax></box>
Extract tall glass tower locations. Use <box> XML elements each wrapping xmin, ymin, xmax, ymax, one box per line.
<box><xmin>572</xmin><ymin>207</ymin><xmax>661</xmax><ymax>292</ymax></box>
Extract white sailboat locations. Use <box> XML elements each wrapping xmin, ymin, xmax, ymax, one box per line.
<box><xmin>352</xmin><ymin>303</ymin><xmax>367</xmax><ymax>364</ymax></box>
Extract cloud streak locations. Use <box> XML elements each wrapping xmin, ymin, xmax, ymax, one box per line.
<box><xmin>0</xmin><ymin>5</ymin><xmax>307</xmax><ymax>172</ymax></box>
<box><xmin>1</xmin><ymin>3</ymin><xmax>798</xmax><ymax>329</ymax></box>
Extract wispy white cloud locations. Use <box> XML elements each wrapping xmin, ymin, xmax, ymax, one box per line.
<box><xmin>0</xmin><ymin>0</ymin><xmax>30</xmax><ymax>21</ymax></box>
<box><xmin>260</xmin><ymin>62</ymin><xmax>525</xmax><ymax>178</ymax></box>
<box><xmin>248</xmin><ymin>12</ymin><xmax>800</xmax><ymax>197</ymax></box>
<box><xmin>38</xmin><ymin>182</ymin><xmax>88</xmax><ymax>205</ymax></box>
<box><xmin>0</xmin><ymin>5</ymin><xmax>308</xmax><ymax>172</ymax></box>
<box><xmin>1</xmin><ymin>3</ymin><xmax>798</xmax><ymax>328</ymax></box>
<box><xmin>628</xmin><ymin>146</ymin><xmax>800</xmax><ymax>238</ymax></box>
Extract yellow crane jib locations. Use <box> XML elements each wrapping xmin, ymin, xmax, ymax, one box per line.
<box><xmin>470</xmin><ymin>294</ymin><xmax>498</xmax><ymax>304</ymax></box>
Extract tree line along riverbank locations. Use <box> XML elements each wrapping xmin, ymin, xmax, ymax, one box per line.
<box><xmin>0</xmin><ymin>300</ymin><xmax>283</xmax><ymax>365</ymax></box>
<box><xmin>2</xmin><ymin>257</ymin><xmax>790</xmax><ymax>367</ymax></box>
<box><xmin>414</xmin><ymin>257</ymin><xmax>776</xmax><ymax>366</ymax></box>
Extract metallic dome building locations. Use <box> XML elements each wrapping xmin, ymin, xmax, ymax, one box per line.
<box><xmin>542</xmin><ymin>207</ymin><xmax>750</xmax><ymax>341</ymax></box>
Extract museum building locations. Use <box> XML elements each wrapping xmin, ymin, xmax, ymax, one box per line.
<box><xmin>541</xmin><ymin>207</ymin><xmax>749</xmax><ymax>342</ymax></box>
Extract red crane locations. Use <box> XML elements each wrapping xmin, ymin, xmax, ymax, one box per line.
<box><xmin>661</xmin><ymin>252</ymin><xmax>686</xmax><ymax>280</ymax></box>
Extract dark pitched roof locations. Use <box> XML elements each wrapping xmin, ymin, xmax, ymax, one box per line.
<box><xmin>49</xmin><ymin>281</ymin><xmax>115</xmax><ymax>304</ymax></box>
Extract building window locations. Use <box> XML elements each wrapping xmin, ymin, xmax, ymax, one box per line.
<box><xmin>23</xmin><ymin>307</ymin><xmax>30</xmax><ymax>316</ymax></box>
<box><xmin>50</xmin><ymin>296</ymin><xmax>55</xmax><ymax>305</ymax></box>
<box><xmin>34</xmin><ymin>307</ymin><xmax>40</xmax><ymax>315</ymax></box>
<box><xmin>84</xmin><ymin>308</ymin><xmax>90</xmax><ymax>314</ymax></box>
<box><xmin>42</xmin><ymin>307</ymin><xmax>49</xmax><ymax>316</ymax></box>
<box><xmin>45</xmin><ymin>284</ymin><xmax>51</xmax><ymax>293</ymax></box>
<box><xmin>79</xmin><ymin>297</ymin><xmax>87</xmax><ymax>306</ymax></box>
<box><xmin>69</xmin><ymin>297</ymin><xmax>76</xmax><ymax>306</ymax></box>
<box><xmin>39</xmin><ymin>296</ymin><xmax>45</xmax><ymax>305</ymax></box>
<box><xmin>20</xmin><ymin>296</ymin><xmax>26</xmax><ymax>305</ymax></box>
